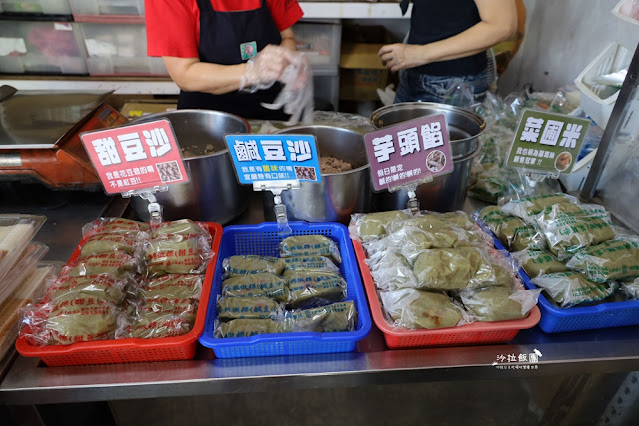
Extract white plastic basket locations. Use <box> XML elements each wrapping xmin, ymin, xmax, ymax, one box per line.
<box><xmin>574</xmin><ymin>42</ymin><xmax>633</xmax><ymax>129</ymax></box>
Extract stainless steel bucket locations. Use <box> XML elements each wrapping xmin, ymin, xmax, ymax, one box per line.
<box><xmin>263</xmin><ymin>125</ymin><xmax>371</xmax><ymax>224</ymax></box>
<box><xmin>370</xmin><ymin>102</ymin><xmax>486</xmax><ymax>212</ymax></box>
<box><xmin>129</xmin><ymin>109</ymin><xmax>250</xmax><ymax>224</ymax></box>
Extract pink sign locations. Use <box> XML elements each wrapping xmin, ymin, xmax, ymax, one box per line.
<box><xmin>80</xmin><ymin>119</ymin><xmax>189</xmax><ymax>195</ymax></box>
<box><xmin>364</xmin><ymin>114</ymin><xmax>454</xmax><ymax>191</ymax></box>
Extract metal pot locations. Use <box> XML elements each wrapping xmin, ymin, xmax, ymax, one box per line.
<box><xmin>129</xmin><ymin>109</ymin><xmax>250</xmax><ymax>224</ymax></box>
<box><xmin>370</xmin><ymin>102</ymin><xmax>486</xmax><ymax>212</ymax></box>
<box><xmin>263</xmin><ymin>125</ymin><xmax>371</xmax><ymax>224</ymax></box>
<box><xmin>370</xmin><ymin>102</ymin><xmax>485</xmax><ymax>159</ymax></box>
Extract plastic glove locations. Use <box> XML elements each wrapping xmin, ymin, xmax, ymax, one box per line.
<box><xmin>261</xmin><ymin>52</ymin><xmax>314</xmax><ymax>125</ymax></box>
<box><xmin>239</xmin><ymin>45</ymin><xmax>292</xmax><ymax>93</ymax></box>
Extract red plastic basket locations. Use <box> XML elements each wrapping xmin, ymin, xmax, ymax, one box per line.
<box><xmin>353</xmin><ymin>241</ymin><xmax>541</xmax><ymax>349</ymax></box>
<box><xmin>15</xmin><ymin>222</ymin><xmax>223</xmax><ymax>366</ymax></box>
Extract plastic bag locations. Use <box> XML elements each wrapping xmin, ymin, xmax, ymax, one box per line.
<box><xmin>476</xmin><ymin>206</ymin><xmax>545</xmax><ymax>251</ymax></box>
<box><xmin>138</xmin><ymin>274</ymin><xmax>203</xmax><ymax>301</ymax></box>
<box><xmin>223</xmin><ymin>255</ymin><xmax>286</xmax><ymax>277</ymax></box>
<box><xmin>215</xmin><ymin>318</ymin><xmax>281</xmax><ymax>338</ymax></box>
<box><xmin>151</xmin><ymin>219</ymin><xmax>211</xmax><ymax>242</ymax></box>
<box><xmin>145</xmin><ymin>234</ymin><xmax>213</xmax><ymax>278</ymax></box>
<box><xmin>531</xmin><ymin>271</ymin><xmax>617</xmax><ymax>308</ymax></box>
<box><xmin>566</xmin><ymin>238</ymin><xmax>639</xmax><ymax>283</ymax></box>
<box><xmin>285</xmin><ymin>271</ymin><xmax>347</xmax><ymax>309</ymax></box>
<box><xmin>282</xmin><ymin>255</ymin><xmax>340</xmax><ymax>276</ymax></box>
<box><xmin>283</xmin><ymin>301</ymin><xmax>357</xmax><ymax>333</ymax></box>
<box><xmin>80</xmin><ymin>233</ymin><xmax>143</xmax><ymax>258</ymax></box>
<box><xmin>81</xmin><ymin>217</ymin><xmax>150</xmax><ymax>238</ymax></box>
<box><xmin>216</xmin><ymin>296</ymin><xmax>282</xmax><ymax>320</ymax></box>
<box><xmin>621</xmin><ymin>278</ymin><xmax>639</xmax><ymax>300</ymax></box>
<box><xmin>366</xmin><ymin>249</ymin><xmax>418</xmax><ymax>291</ymax></box>
<box><xmin>412</xmin><ymin>246</ymin><xmax>495</xmax><ymax>290</ymax></box>
<box><xmin>379</xmin><ymin>288</ymin><xmax>466</xmax><ymax>329</ymax></box>
<box><xmin>511</xmin><ymin>248</ymin><xmax>569</xmax><ymax>278</ymax></box>
<box><xmin>60</xmin><ymin>251</ymin><xmax>142</xmax><ymax>280</ymax></box>
<box><xmin>280</xmin><ymin>235</ymin><xmax>341</xmax><ymax>264</ymax></box>
<box><xmin>349</xmin><ymin>210</ymin><xmax>412</xmax><ymax>242</ymax></box>
<box><xmin>459</xmin><ymin>286</ymin><xmax>539</xmax><ymax>322</ymax></box>
<box><xmin>221</xmin><ymin>272</ymin><xmax>289</xmax><ymax>303</ymax></box>
<box><xmin>44</xmin><ymin>273</ymin><xmax>128</xmax><ymax>304</ymax></box>
<box><xmin>501</xmin><ymin>193</ymin><xmax>577</xmax><ymax>221</ymax></box>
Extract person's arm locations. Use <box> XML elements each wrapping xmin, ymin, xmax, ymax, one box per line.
<box><xmin>379</xmin><ymin>0</ymin><xmax>517</xmax><ymax>72</ymax></box>
<box><xmin>279</xmin><ymin>27</ymin><xmax>297</xmax><ymax>51</ymax></box>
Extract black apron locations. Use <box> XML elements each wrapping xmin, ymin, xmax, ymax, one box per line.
<box><xmin>178</xmin><ymin>0</ymin><xmax>288</xmax><ymax>120</ymax></box>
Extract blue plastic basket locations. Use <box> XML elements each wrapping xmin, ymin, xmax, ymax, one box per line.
<box><xmin>476</xmin><ymin>215</ymin><xmax>639</xmax><ymax>334</ymax></box>
<box><xmin>199</xmin><ymin>221</ymin><xmax>372</xmax><ymax>358</ymax></box>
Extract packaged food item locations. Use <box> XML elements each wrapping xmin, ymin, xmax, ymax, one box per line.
<box><xmin>216</xmin><ymin>296</ymin><xmax>281</xmax><ymax>320</ymax></box>
<box><xmin>136</xmin><ymin>297</ymin><xmax>199</xmax><ymax>324</ymax></box>
<box><xmin>425</xmin><ymin>211</ymin><xmax>478</xmax><ymax>231</ymax></box>
<box><xmin>129</xmin><ymin>316</ymin><xmax>193</xmax><ymax>339</ymax></box>
<box><xmin>221</xmin><ymin>272</ymin><xmax>289</xmax><ymax>302</ymax></box>
<box><xmin>502</xmin><ymin>193</ymin><xmax>575</xmax><ymax>220</ymax></box>
<box><xmin>511</xmin><ymin>248</ymin><xmax>569</xmax><ymax>278</ymax></box>
<box><xmin>216</xmin><ymin>318</ymin><xmax>281</xmax><ymax>338</ymax></box>
<box><xmin>61</xmin><ymin>251</ymin><xmax>140</xmax><ymax>280</ymax></box>
<box><xmin>282</xmin><ymin>255</ymin><xmax>340</xmax><ymax>276</ymax></box>
<box><xmin>82</xmin><ymin>218</ymin><xmax>150</xmax><ymax>238</ymax></box>
<box><xmin>139</xmin><ymin>274</ymin><xmax>203</xmax><ymax>300</ymax></box>
<box><xmin>350</xmin><ymin>210</ymin><xmax>411</xmax><ymax>241</ymax></box>
<box><xmin>534</xmin><ymin>204</ymin><xmax>616</xmax><ymax>260</ymax></box>
<box><xmin>145</xmin><ymin>235</ymin><xmax>211</xmax><ymax>277</ymax></box>
<box><xmin>459</xmin><ymin>286</ymin><xmax>538</xmax><ymax>322</ymax></box>
<box><xmin>531</xmin><ymin>271</ymin><xmax>618</xmax><ymax>308</ymax></box>
<box><xmin>566</xmin><ymin>238</ymin><xmax>639</xmax><ymax>283</ymax></box>
<box><xmin>80</xmin><ymin>233</ymin><xmax>139</xmax><ymax>258</ymax></box>
<box><xmin>46</xmin><ymin>274</ymin><xmax>128</xmax><ymax>304</ymax></box>
<box><xmin>224</xmin><ymin>255</ymin><xmax>286</xmax><ymax>276</ymax></box>
<box><xmin>280</xmin><ymin>235</ymin><xmax>342</xmax><ymax>264</ymax></box>
<box><xmin>621</xmin><ymin>278</ymin><xmax>639</xmax><ymax>300</ymax></box>
<box><xmin>366</xmin><ymin>249</ymin><xmax>418</xmax><ymax>290</ymax></box>
<box><xmin>151</xmin><ymin>219</ymin><xmax>210</xmax><ymax>242</ymax></box>
<box><xmin>286</xmin><ymin>271</ymin><xmax>347</xmax><ymax>309</ymax></box>
<box><xmin>284</xmin><ymin>301</ymin><xmax>357</xmax><ymax>332</ymax></box>
<box><xmin>379</xmin><ymin>289</ymin><xmax>463</xmax><ymax>329</ymax></box>
<box><xmin>389</xmin><ymin>215</ymin><xmax>491</xmax><ymax>247</ymax></box>
<box><xmin>412</xmin><ymin>247</ymin><xmax>495</xmax><ymax>290</ymax></box>
<box><xmin>478</xmin><ymin>206</ymin><xmax>545</xmax><ymax>251</ymax></box>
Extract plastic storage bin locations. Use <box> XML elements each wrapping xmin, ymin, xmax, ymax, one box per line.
<box><xmin>69</xmin><ymin>0</ymin><xmax>144</xmax><ymax>23</ymax></box>
<box><xmin>0</xmin><ymin>21</ymin><xmax>87</xmax><ymax>75</ymax></box>
<box><xmin>294</xmin><ymin>21</ymin><xmax>342</xmax><ymax>68</ymax></box>
<box><xmin>574</xmin><ymin>42</ymin><xmax>633</xmax><ymax>129</ymax></box>
<box><xmin>15</xmin><ymin>222</ymin><xmax>223</xmax><ymax>367</ymax></box>
<box><xmin>199</xmin><ymin>221</ymin><xmax>372</xmax><ymax>358</ymax></box>
<box><xmin>0</xmin><ymin>0</ymin><xmax>71</xmax><ymax>17</ymax></box>
<box><xmin>78</xmin><ymin>22</ymin><xmax>168</xmax><ymax>76</ymax></box>
<box><xmin>353</xmin><ymin>241</ymin><xmax>540</xmax><ymax>349</ymax></box>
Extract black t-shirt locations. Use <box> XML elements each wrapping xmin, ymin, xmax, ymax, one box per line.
<box><xmin>407</xmin><ymin>0</ymin><xmax>488</xmax><ymax>76</ymax></box>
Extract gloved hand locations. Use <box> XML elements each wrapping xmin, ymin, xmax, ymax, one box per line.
<box><xmin>261</xmin><ymin>51</ymin><xmax>314</xmax><ymax>125</ymax></box>
<box><xmin>240</xmin><ymin>45</ymin><xmax>292</xmax><ymax>93</ymax></box>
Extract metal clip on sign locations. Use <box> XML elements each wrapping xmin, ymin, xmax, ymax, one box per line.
<box><xmin>253</xmin><ymin>180</ymin><xmax>300</xmax><ymax>236</ymax></box>
<box><xmin>122</xmin><ymin>186</ymin><xmax>169</xmax><ymax>226</ymax></box>
<box><xmin>387</xmin><ymin>177</ymin><xmax>434</xmax><ymax>215</ymax></box>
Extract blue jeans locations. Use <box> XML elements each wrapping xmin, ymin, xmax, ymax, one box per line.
<box><xmin>394</xmin><ymin>68</ymin><xmax>490</xmax><ymax>104</ymax></box>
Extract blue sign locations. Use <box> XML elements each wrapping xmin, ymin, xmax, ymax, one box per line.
<box><xmin>225</xmin><ymin>134</ymin><xmax>322</xmax><ymax>184</ymax></box>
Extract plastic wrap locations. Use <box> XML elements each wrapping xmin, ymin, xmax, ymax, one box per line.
<box><xmin>282</xmin><ymin>255</ymin><xmax>340</xmax><ymax>276</ymax></box>
<box><xmin>458</xmin><ymin>286</ymin><xmax>540</xmax><ymax>322</ymax></box>
<box><xmin>621</xmin><ymin>279</ymin><xmax>639</xmax><ymax>300</ymax></box>
<box><xmin>566</xmin><ymin>238</ymin><xmax>639</xmax><ymax>283</ymax></box>
<box><xmin>349</xmin><ymin>210</ymin><xmax>412</xmax><ymax>242</ymax></box>
<box><xmin>366</xmin><ymin>249</ymin><xmax>418</xmax><ymax>291</ymax></box>
<box><xmin>412</xmin><ymin>246</ymin><xmax>495</xmax><ymax>290</ymax></box>
<box><xmin>81</xmin><ymin>217</ymin><xmax>150</xmax><ymax>238</ymax></box>
<box><xmin>280</xmin><ymin>235</ymin><xmax>341</xmax><ymax>264</ymax></box>
<box><xmin>135</xmin><ymin>297</ymin><xmax>199</xmax><ymax>324</ymax></box>
<box><xmin>239</xmin><ymin>45</ymin><xmax>294</xmax><ymax>93</ymax></box>
<box><xmin>531</xmin><ymin>271</ymin><xmax>618</xmax><ymax>308</ymax></box>
<box><xmin>0</xmin><ymin>242</ymin><xmax>49</xmax><ymax>308</ymax></box>
<box><xmin>80</xmin><ymin>233</ymin><xmax>142</xmax><ymax>258</ymax></box>
<box><xmin>511</xmin><ymin>248</ymin><xmax>569</xmax><ymax>278</ymax></box>
<box><xmin>0</xmin><ymin>215</ymin><xmax>46</xmax><ymax>283</ymax></box>
<box><xmin>391</xmin><ymin>215</ymin><xmax>493</xmax><ymax>247</ymax></box>
<box><xmin>220</xmin><ymin>272</ymin><xmax>289</xmax><ymax>302</ymax></box>
<box><xmin>145</xmin><ymin>234</ymin><xmax>212</xmax><ymax>278</ymax></box>
<box><xmin>215</xmin><ymin>318</ymin><xmax>281</xmax><ymax>338</ymax></box>
<box><xmin>124</xmin><ymin>315</ymin><xmax>193</xmax><ymax>339</ymax></box>
<box><xmin>283</xmin><ymin>301</ymin><xmax>357</xmax><ymax>333</ymax></box>
<box><xmin>216</xmin><ymin>296</ymin><xmax>281</xmax><ymax>320</ymax></box>
<box><xmin>285</xmin><ymin>271</ymin><xmax>347</xmax><ymax>309</ymax></box>
<box><xmin>151</xmin><ymin>219</ymin><xmax>211</xmax><ymax>243</ymax></box>
<box><xmin>45</xmin><ymin>274</ymin><xmax>129</xmax><ymax>305</ymax></box>
<box><xmin>59</xmin><ymin>251</ymin><xmax>141</xmax><ymax>281</ymax></box>
<box><xmin>138</xmin><ymin>274</ymin><xmax>203</xmax><ymax>301</ymax></box>
<box><xmin>379</xmin><ymin>288</ymin><xmax>465</xmax><ymax>329</ymax></box>
<box><xmin>223</xmin><ymin>255</ymin><xmax>285</xmax><ymax>277</ymax></box>
<box><xmin>501</xmin><ymin>193</ymin><xmax>577</xmax><ymax>221</ymax></box>
<box><xmin>477</xmin><ymin>206</ymin><xmax>545</xmax><ymax>251</ymax></box>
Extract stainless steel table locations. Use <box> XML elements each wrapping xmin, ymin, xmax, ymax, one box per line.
<box><xmin>1</xmin><ymin>188</ymin><xmax>638</xmax><ymax>424</ymax></box>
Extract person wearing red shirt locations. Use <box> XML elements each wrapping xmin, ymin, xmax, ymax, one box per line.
<box><xmin>145</xmin><ymin>0</ymin><xmax>304</xmax><ymax>120</ymax></box>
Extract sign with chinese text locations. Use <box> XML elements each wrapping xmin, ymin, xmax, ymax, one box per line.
<box><xmin>364</xmin><ymin>114</ymin><xmax>454</xmax><ymax>191</ymax></box>
<box><xmin>225</xmin><ymin>134</ymin><xmax>322</xmax><ymax>184</ymax></box>
<box><xmin>80</xmin><ymin>119</ymin><xmax>188</xmax><ymax>195</ymax></box>
<box><xmin>506</xmin><ymin>109</ymin><xmax>591</xmax><ymax>174</ymax></box>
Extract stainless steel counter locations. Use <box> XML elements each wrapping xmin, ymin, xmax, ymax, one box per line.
<box><xmin>1</xmin><ymin>189</ymin><xmax>638</xmax><ymax>407</ymax></box>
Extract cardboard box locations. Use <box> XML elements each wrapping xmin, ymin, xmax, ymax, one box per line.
<box><xmin>339</xmin><ymin>43</ymin><xmax>389</xmax><ymax>102</ymax></box>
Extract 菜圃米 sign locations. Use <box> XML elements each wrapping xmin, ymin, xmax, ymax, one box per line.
<box><xmin>364</xmin><ymin>114</ymin><xmax>454</xmax><ymax>191</ymax></box>
<box><xmin>506</xmin><ymin>109</ymin><xmax>591</xmax><ymax>174</ymax></box>
<box><xmin>80</xmin><ymin>119</ymin><xmax>188</xmax><ymax>195</ymax></box>
<box><xmin>225</xmin><ymin>134</ymin><xmax>322</xmax><ymax>184</ymax></box>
